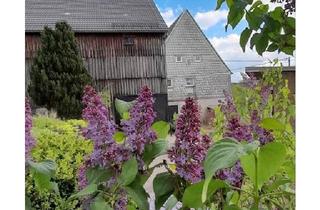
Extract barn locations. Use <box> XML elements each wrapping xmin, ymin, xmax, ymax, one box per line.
<box><xmin>25</xmin><ymin>0</ymin><xmax>168</xmax><ymax>120</ymax></box>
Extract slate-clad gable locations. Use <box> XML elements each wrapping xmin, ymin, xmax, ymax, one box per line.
<box><xmin>166</xmin><ymin>10</ymin><xmax>231</xmax><ymax>106</ymax></box>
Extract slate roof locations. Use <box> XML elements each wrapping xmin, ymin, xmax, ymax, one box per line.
<box><xmin>25</xmin><ymin>0</ymin><xmax>168</xmax><ymax>33</ymax></box>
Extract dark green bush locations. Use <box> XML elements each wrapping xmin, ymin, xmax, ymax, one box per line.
<box><xmin>28</xmin><ymin>21</ymin><xmax>92</xmax><ymax>119</ymax></box>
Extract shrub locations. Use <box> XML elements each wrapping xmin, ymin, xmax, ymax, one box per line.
<box><xmin>26</xmin><ymin>116</ymin><xmax>93</xmax><ymax>210</ymax></box>
<box><xmin>28</xmin><ymin>21</ymin><xmax>92</xmax><ymax>119</ymax></box>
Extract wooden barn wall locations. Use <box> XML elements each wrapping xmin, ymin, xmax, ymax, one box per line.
<box><xmin>25</xmin><ymin>33</ymin><xmax>167</xmax><ymax>96</ymax></box>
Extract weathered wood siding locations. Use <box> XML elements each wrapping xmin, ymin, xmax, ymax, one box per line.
<box><xmin>25</xmin><ymin>33</ymin><xmax>167</xmax><ymax>96</ymax></box>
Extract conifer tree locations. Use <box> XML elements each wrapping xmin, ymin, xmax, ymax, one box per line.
<box><xmin>28</xmin><ymin>21</ymin><xmax>92</xmax><ymax>118</ymax></box>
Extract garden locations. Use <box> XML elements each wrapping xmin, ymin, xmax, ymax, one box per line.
<box><xmin>25</xmin><ymin>64</ymin><xmax>295</xmax><ymax>209</ymax></box>
<box><xmin>25</xmin><ymin>1</ymin><xmax>295</xmax><ymax>209</ymax></box>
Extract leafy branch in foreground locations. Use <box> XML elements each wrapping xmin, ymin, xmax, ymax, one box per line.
<box><xmin>216</xmin><ymin>0</ymin><xmax>295</xmax><ymax>55</ymax></box>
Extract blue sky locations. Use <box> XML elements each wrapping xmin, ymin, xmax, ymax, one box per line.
<box><xmin>155</xmin><ymin>0</ymin><xmax>295</xmax><ymax>82</ymax></box>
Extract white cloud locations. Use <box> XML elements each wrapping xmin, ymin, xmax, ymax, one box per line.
<box><xmin>209</xmin><ymin>34</ymin><xmax>295</xmax><ymax>82</ymax></box>
<box><xmin>194</xmin><ymin>10</ymin><xmax>228</xmax><ymax>30</ymax></box>
<box><xmin>159</xmin><ymin>8</ymin><xmax>179</xmax><ymax>27</ymax></box>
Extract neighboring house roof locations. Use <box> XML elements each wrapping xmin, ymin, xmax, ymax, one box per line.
<box><xmin>25</xmin><ymin>0</ymin><xmax>168</xmax><ymax>33</ymax></box>
<box><xmin>245</xmin><ymin>66</ymin><xmax>296</xmax><ymax>73</ymax></box>
<box><xmin>166</xmin><ymin>10</ymin><xmax>232</xmax><ymax>74</ymax></box>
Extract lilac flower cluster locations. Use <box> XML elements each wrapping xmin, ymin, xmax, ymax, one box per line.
<box><xmin>81</xmin><ymin>85</ymin><xmax>130</xmax><ymax>171</ymax></box>
<box><xmin>168</xmin><ymin>98</ymin><xmax>212</xmax><ymax>183</ymax></box>
<box><xmin>250</xmin><ymin>110</ymin><xmax>274</xmax><ymax>145</ymax></box>
<box><xmin>260</xmin><ymin>85</ymin><xmax>272</xmax><ymax>105</ymax></box>
<box><xmin>78</xmin><ymin>86</ymin><xmax>130</xmax><ymax>209</ymax></box>
<box><xmin>25</xmin><ymin>98</ymin><xmax>36</xmax><ymax>160</ymax></box>
<box><xmin>216</xmin><ymin>91</ymin><xmax>274</xmax><ymax>187</ymax></box>
<box><xmin>121</xmin><ymin>86</ymin><xmax>157</xmax><ymax>169</ymax></box>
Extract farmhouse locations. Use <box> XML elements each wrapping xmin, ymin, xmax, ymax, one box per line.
<box><xmin>165</xmin><ymin>10</ymin><xmax>232</xmax><ymax>121</ymax></box>
<box><xmin>25</xmin><ymin>0</ymin><xmax>168</xmax><ymax>120</ymax></box>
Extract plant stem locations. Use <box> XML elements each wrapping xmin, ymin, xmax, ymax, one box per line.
<box><xmin>253</xmin><ymin>150</ymin><xmax>260</xmax><ymax>208</ymax></box>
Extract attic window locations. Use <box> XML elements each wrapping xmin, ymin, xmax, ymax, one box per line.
<box><xmin>185</xmin><ymin>78</ymin><xmax>195</xmax><ymax>87</ymax></box>
<box><xmin>123</xmin><ymin>36</ymin><xmax>134</xmax><ymax>46</ymax></box>
<box><xmin>195</xmin><ymin>55</ymin><xmax>201</xmax><ymax>62</ymax></box>
<box><xmin>176</xmin><ymin>56</ymin><xmax>182</xmax><ymax>63</ymax></box>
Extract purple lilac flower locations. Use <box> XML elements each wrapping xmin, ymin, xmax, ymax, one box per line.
<box><xmin>260</xmin><ymin>85</ymin><xmax>272</xmax><ymax>105</ymax></box>
<box><xmin>250</xmin><ymin>110</ymin><xmax>274</xmax><ymax>145</ymax></box>
<box><xmin>121</xmin><ymin>86</ymin><xmax>157</xmax><ymax>169</ymax></box>
<box><xmin>25</xmin><ymin>98</ymin><xmax>36</xmax><ymax>160</ymax></box>
<box><xmin>114</xmin><ymin>189</ymin><xmax>128</xmax><ymax>210</ymax></box>
<box><xmin>242</xmin><ymin>73</ymin><xmax>259</xmax><ymax>88</ymax></box>
<box><xmin>168</xmin><ymin>98</ymin><xmax>212</xmax><ymax>183</ymax></box>
<box><xmin>216</xmin><ymin>161</ymin><xmax>244</xmax><ymax>188</ymax></box>
<box><xmin>81</xmin><ymin>85</ymin><xmax>130</xmax><ymax>170</ymax></box>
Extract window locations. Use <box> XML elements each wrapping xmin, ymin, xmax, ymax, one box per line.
<box><xmin>123</xmin><ymin>36</ymin><xmax>134</xmax><ymax>46</ymax></box>
<box><xmin>167</xmin><ymin>79</ymin><xmax>173</xmax><ymax>88</ymax></box>
<box><xmin>175</xmin><ymin>56</ymin><xmax>182</xmax><ymax>63</ymax></box>
<box><xmin>195</xmin><ymin>55</ymin><xmax>201</xmax><ymax>62</ymax></box>
<box><xmin>185</xmin><ymin>78</ymin><xmax>194</xmax><ymax>86</ymax></box>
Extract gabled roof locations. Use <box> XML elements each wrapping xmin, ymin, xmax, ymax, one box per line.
<box><xmin>166</xmin><ymin>10</ymin><xmax>232</xmax><ymax>74</ymax></box>
<box><xmin>25</xmin><ymin>0</ymin><xmax>168</xmax><ymax>33</ymax></box>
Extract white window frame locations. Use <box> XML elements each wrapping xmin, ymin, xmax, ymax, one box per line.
<box><xmin>175</xmin><ymin>56</ymin><xmax>182</xmax><ymax>63</ymax></box>
<box><xmin>194</xmin><ymin>55</ymin><xmax>201</xmax><ymax>62</ymax></box>
<box><xmin>167</xmin><ymin>79</ymin><xmax>173</xmax><ymax>88</ymax></box>
<box><xmin>185</xmin><ymin>78</ymin><xmax>195</xmax><ymax>87</ymax></box>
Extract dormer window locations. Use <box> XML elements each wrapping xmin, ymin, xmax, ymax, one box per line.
<box><xmin>175</xmin><ymin>56</ymin><xmax>182</xmax><ymax>63</ymax></box>
<box><xmin>123</xmin><ymin>36</ymin><xmax>134</xmax><ymax>46</ymax></box>
<box><xmin>195</xmin><ymin>55</ymin><xmax>201</xmax><ymax>62</ymax></box>
<box><xmin>167</xmin><ymin>79</ymin><xmax>173</xmax><ymax>88</ymax></box>
<box><xmin>185</xmin><ymin>78</ymin><xmax>195</xmax><ymax>87</ymax></box>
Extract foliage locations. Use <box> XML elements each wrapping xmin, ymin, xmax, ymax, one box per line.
<box><xmin>216</xmin><ymin>0</ymin><xmax>295</xmax><ymax>55</ymax></box>
<box><xmin>26</xmin><ymin>116</ymin><xmax>93</xmax><ymax>210</ymax></box>
<box><xmin>75</xmin><ymin>85</ymin><xmax>169</xmax><ymax>210</ymax></box>
<box><xmin>28</xmin><ymin>21</ymin><xmax>92</xmax><ymax>119</ymax></box>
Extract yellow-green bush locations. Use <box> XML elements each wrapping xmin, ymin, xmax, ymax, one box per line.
<box><xmin>26</xmin><ymin>116</ymin><xmax>93</xmax><ymax>210</ymax></box>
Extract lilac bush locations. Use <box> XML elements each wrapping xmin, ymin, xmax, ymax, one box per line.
<box><xmin>216</xmin><ymin>91</ymin><xmax>274</xmax><ymax>187</ymax></box>
<box><xmin>168</xmin><ymin>98</ymin><xmax>211</xmax><ymax>183</ymax></box>
<box><xmin>25</xmin><ymin>98</ymin><xmax>36</xmax><ymax>160</ymax></box>
<box><xmin>121</xmin><ymin>86</ymin><xmax>157</xmax><ymax>169</ymax></box>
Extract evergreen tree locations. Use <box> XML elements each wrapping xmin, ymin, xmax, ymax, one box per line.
<box><xmin>28</xmin><ymin>21</ymin><xmax>92</xmax><ymax>119</ymax></box>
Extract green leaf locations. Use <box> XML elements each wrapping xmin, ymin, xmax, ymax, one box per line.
<box><xmin>227</xmin><ymin>6</ymin><xmax>245</xmax><ymax>29</ymax></box>
<box><xmin>115</xmin><ymin>98</ymin><xmax>134</xmax><ymax>118</ymax></box>
<box><xmin>119</xmin><ymin>158</ymin><xmax>138</xmax><ymax>186</ymax></box>
<box><xmin>113</xmin><ymin>131</ymin><xmax>126</xmax><ymax>144</ymax></box>
<box><xmin>240</xmin><ymin>142</ymin><xmax>287</xmax><ymax>189</ymax></box>
<box><xmin>267</xmin><ymin>43</ymin><xmax>278</xmax><ymax>52</ymax></box>
<box><xmin>255</xmin><ymin>34</ymin><xmax>269</xmax><ymax>55</ymax></box>
<box><xmin>183</xmin><ymin>180</ymin><xmax>228</xmax><ymax>208</ymax></box>
<box><xmin>240</xmin><ymin>28</ymin><xmax>252</xmax><ymax>52</ymax></box>
<box><xmin>153</xmin><ymin>172</ymin><xmax>176</xmax><ymax>209</ymax></box>
<box><xmin>125</xmin><ymin>184</ymin><xmax>149</xmax><ymax>210</ymax></box>
<box><xmin>266</xmin><ymin>178</ymin><xmax>291</xmax><ymax>192</ymax></box>
<box><xmin>246</xmin><ymin>10</ymin><xmax>263</xmax><ymax>30</ymax></box>
<box><xmin>90</xmin><ymin>195</ymin><xmax>112</xmax><ymax>210</ymax></box>
<box><xmin>216</xmin><ymin>0</ymin><xmax>226</xmax><ymax>10</ymax></box>
<box><xmin>28</xmin><ymin>159</ymin><xmax>56</xmax><ymax>177</ymax></box>
<box><xmin>25</xmin><ymin>196</ymin><xmax>33</xmax><ymax>210</ymax></box>
<box><xmin>226</xmin><ymin>191</ymin><xmax>239</xmax><ymax>205</ymax></box>
<box><xmin>143</xmin><ymin>139</ymin><xmax>167</xmax><ymax>166</ymax></box>
<box><xmin>202</xmin><ymin>139</ymin><xmax>259</xmax><ymax>202</ymax></box>
<box><xmin>86</xmin><ymin>167</ymin><xmax>113</xmax><ymax>185</ymax></box>
<box><xmin>270</xmin><ymin>7</ymin><xmax>284</xmax><ymax>22</ymax></box>
<box><xmin>226</xmin><ymin>0</ymin><xmax>234</xmax><ymax>8</ymax></box>
<box><xmin>250</xmin><ymin>33</ymin><xmax>260</xmax><ymax>49</ymax></box>
<box><xmin>152</xmin><ymin>121</ymin><xmax>170</xmax><ymax>139</ymax></box>
<box><xmin>260</xmin><ymin>118</ymin><xmax>286</xmax><ymax>131</ymax></box>
<box><xmin>70</xmin><ymin>184</ymin><xmax>97</xmax><ymax>199</ymax></box>
<box><xmin>164</xmin><ymin>195</ymin><xmax>178</xmax><ymax>210</ymax></box>
<box><xmin>283</xmin><ymin>161</ymin><xmax>295</xmax><ymax>182</ymax></box>
<box><xmin>224</xmin><ymin>205</ymin><xmax>242</xmax><ymax>210</ymax></box>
